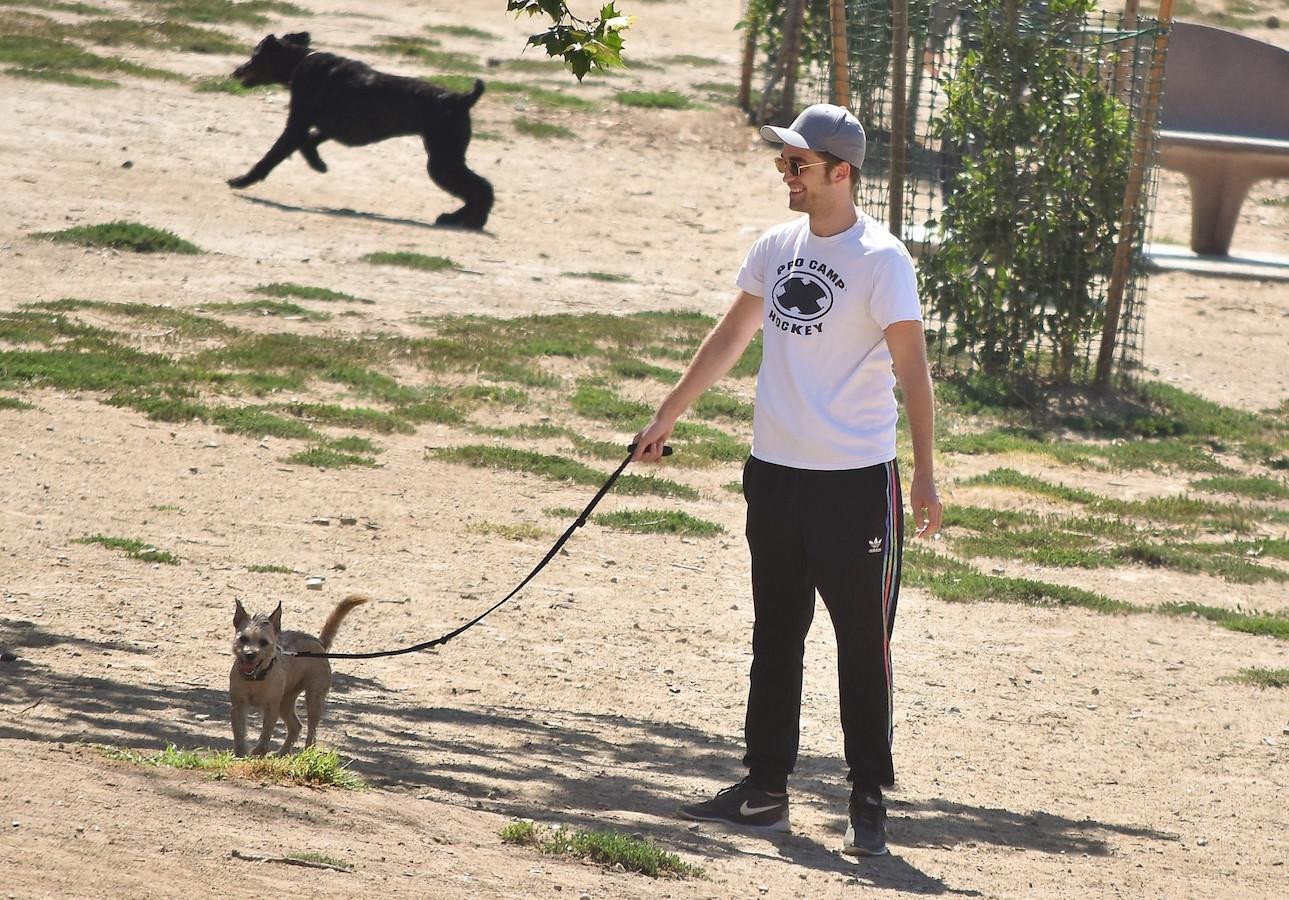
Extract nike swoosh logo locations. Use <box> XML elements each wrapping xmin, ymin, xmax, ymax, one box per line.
<box><xmin>739</xmin><ymin>800</ymin><xmax>784</xmax><ymax>816</ymax></box>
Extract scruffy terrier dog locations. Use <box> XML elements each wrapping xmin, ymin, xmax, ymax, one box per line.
<box><xmin>227</xmin><ymin>31</ymin><xmax>494</xmax><ymax>229</ymax></box>
<box><xmin>229</xmin><ymin>595</ymin><xmax>367</xmax><ymax>757</ymax></box>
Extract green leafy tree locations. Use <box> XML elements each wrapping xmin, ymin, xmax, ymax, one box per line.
<box><xmin>918</xmin><ymin>0</ymin><xmax>1132</xmax><ymax>381</ymax></box>
<box><xmin>506</xmin><ymin>1</ymin><xmax>631</xmax><ymax>80</ymax></box>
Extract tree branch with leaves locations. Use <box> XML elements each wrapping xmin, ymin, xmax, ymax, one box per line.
<box><xmin>506</xmin><ymin>1</ymin><xmax>632</xmax><ymax>80</ymax></box>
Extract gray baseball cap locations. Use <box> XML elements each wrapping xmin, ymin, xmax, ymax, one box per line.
<box><xmin>760</xmin><ymin>104</ymin><xmax>866</xmax><ymax>170</ymax></box>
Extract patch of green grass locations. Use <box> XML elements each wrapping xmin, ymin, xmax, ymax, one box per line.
<box><xmin>1115</xmin><ymin>542</ymin><xmax>1288</xmax><ymax>584</ymax></box>
<box><xmin>903</xmin><ymin>545</ymin><xmax>1132</xmax><ymax>613</ymax></box>
<box><xmin>33</xmin><ymin>221</ymin><xmax>201</xmax><ymax>254</ymax></box>
<box><xmin>31</xmin><ymin>298</ymin><xmax>237</xmax><ymax>339</ymax></box>
<box><xmin>514</xmin><ymin>116</ymin><xmax>574</xmax><ymax>139</ymax></box>
<box><xmin>693</xmin><ymin>389</ymin><xmax>753</xmax><ymax>422</ymax></box>
<box><xmin>74</xmin><ymin>534</ymin><xmax>179</xmax><ymax>565</ymax></box>
<box><xmin>593</xmin><ymin>509</ymin><xmax>724</xmax><ymax>536</ymax></box>
<box><xmin>571</xmin><ymin>383</ymin><xmax>651</xmax><ymax>423</ymax></box>
<box><xmin>0</xmin><ymin>30</ymin><xmax>181</xmax><ymax>80</ymax></box>
<box><xmin>608</xmin><ymin>358</ymin><xmax>680</xmax><ymax>383</ymax></box>
<box><xmin>695</xmin><ymin>80</ymin><xmax>738</xmax><ymax>97</ymax></box>
<box><xmin>961</xmin><ymin>467</ymin><xmax>1099</xmax><ymax>504</ymax></box>
<box><xmin>284</xmin><ymin>851</ymin><xmax>354</xmax><ymax>872</ymax></box>
<box><xmin>958</xmin><ymin>469</ymin><xmax>1277</xmax><ymax>530</ymax></box>
<box><xmin>467</xmin><ymin>521</ymin><xmax>547</xmax><ymax>541</ymax></box>
<box><xmin>101</xmin><ymin>743</ymin><xmax>229</xmax><ymax>771</ymax></box>
<box><xmin>670</xmin><ymin>421</ymin><xmax>749</xmax><ymax>464</ymax></box>
<box><xmin>1159</xmin><ymin>602</ymin><xmax>1289</xmax><ymax>641</ymax></box>
<box><xmin>5</xmin><ymin>66</ymin><xmax>116</xmax><ymax>87</ymax></box>
<box><xmin>475</xmin><ymin>422</ymin><xmax>571</xmax><ymax>441</ymax></box>
<box><xmin>104</xmin><ymin>743</ymin><xmax>363</xmax><ymax>788</ymax></box>
<box><xmin>0</xmin><ymin>31</ymin><xmax>182</xmax><ymax>82</ymax></box>
<box><xmin>615</xmin><ymin>89</ymin><xmax>692</xmax><ymax>109</ymax></box>
<box><xmin>368</xmin><ymin>35</ymin><xmax>479</xmax><ymax>72</ymax></box>
<box><xmin>0</xmin><ymin>342</ymin><xmax>198</xmax><ymax>395</ymax></box>
<box><xmin>326</xmin><ymin>435</ymin><xmax>382</xmax><ymax>455</ymax></box>
<box><xmin>940</xmin><ymin>427</ymin><xmax>1231</xmax><ymax>474</ymax></box>
<box><xmin>499</xmin><ymin>820</ymin><xmax>702</xmax><ymax>879</ymax></box>
<box><xmin>658</xmin><ymin>54</ymin><xmax>722</xmax><ymax>66</ymax></box>
<box><xmin>425</xmin><ymin>23</ymin><xmax>496</xmax><ymax>40</ymax></box>
<box><xmin>0</xmin><ymin>1</ymin><xmax>103</xmax><ymax>13</ymax></box>
<box><xmin>1226</xmin><ymin>667</ymin><xmax>1289</xmax><ymax>688</ymax></box>
<box><xmin>211</xmin><ymin>405</ymin><xmax>319</xmax><ymax>439</ymax></box>
<box><xmin>1190</xmin><ymin>475</ymin><xmax>1289</xmax><ymax>501</ymax></box>
<box><xmin>490</xmin><ymin>79</ymin><xmax>596</xmax><ymax>111</ymax></box>
<box><xmin>361</xmin><ymin>251</ymin><xmax>457</xmax><ymax>272</ymax></box>
<box><xmin>0</xmin><ymin>396</ymin><xmax>34</xmax><ymax>410</ymax></box>
<box><xmin>430</xmin><ymin>445</ymin><xmax>698</xmax><ymax>499</ymax></box>
<box><xmin>494</xmin><ymin>56</ymin><xmax>565</xmax><ymax>75</ymax></box>
<box><xmin>283</xmin><ymin>444</ymin><xmax>379</xmax><ymax>469</ymax></box>
<box><xmin>281</xmin><ymin>401</ymin><xmax>414</xmax><ymax>435</ymax></box>
<box><xmin>252</xmin><ymin>282</ymin><xmax>371</xmax><ymax>304</ymax></box>
<box><xmin>140</xmin><ymin>0</ymin><xmax>309</xmax><ymax>27</ymax></box>
<box><xmin>247</xmin><ymin>563</ymin><xmax>294</xmax><ymax>574</ymax></box>
<box><xmin>199</xmin><ymin>331</ymin><xmax>387</xmax><ymax>375</ymax></box>
<box><xmin>567</xmin><ymin>434</ymin><xmax>631</xmax><ymax>460</ymax></box>
<box><xmin>427</xmin><ymin>73</ymin><xmax>482</xmax><ymax>93</ymax></box>
<box><xmin>108</xmin><ymin>394</ymin><xmax>321</xmax><ymax>440</ymax></box>
<box><xmin>193</xmin><ymin>76</ymin><xmax>274</xmax><ymax>94</ymax></box>
<box><xmin>71</xmin><ymin>18</ymin><xmax>240</xmax><ymax>54</ymax></box>
<box><xmin>560</xmin><ymin>270</ymin><xmax>633</xmax><ymax>283</ymax></box>
<box><xmin>242</xmin><ymin>745</ymin><xmax>364</xmax><ymax>787</ymax></box>
<box><xmin>396</xmin><ymin>399</ymin><xmax>464</xmax><ymax>425</ymax></box>
<box><xmin>207</xmin><ymin>300</ymin><xmax>331</xmax><ymax>321</ymax></box>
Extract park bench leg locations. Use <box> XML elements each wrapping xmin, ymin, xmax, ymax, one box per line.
<box><xmin>1183</xmin><ymin>164</ymin><xmax>1258</xmax><ymax>257</ymax></box>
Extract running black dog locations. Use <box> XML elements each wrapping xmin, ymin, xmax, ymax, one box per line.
<box><xmin>227</xmin><ymin>32</ymin><xmax>494</xmax><ymax>229</ymax></box>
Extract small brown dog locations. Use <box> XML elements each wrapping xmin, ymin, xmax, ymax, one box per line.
<box><xmin>229</xmin><ymin>594</ymin><xmax>367</xmax><ymax>757</ymax></box>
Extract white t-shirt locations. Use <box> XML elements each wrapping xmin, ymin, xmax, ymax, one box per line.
<box><xmin>735</xmin><ymin>210</ymin><xmax>922</xmax><ymax>470</ymax></box>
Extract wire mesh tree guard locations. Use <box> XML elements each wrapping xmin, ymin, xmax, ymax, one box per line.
<box><xmin>739</xmin><ymin>0</ymin><xmax>1174</xmax><ymax>388</ymax></box>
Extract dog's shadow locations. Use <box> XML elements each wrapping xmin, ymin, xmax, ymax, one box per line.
<box><xmin>236</xmin><ymin>194</ymin><xmax>495</xmax><ymax>236</ymax></box>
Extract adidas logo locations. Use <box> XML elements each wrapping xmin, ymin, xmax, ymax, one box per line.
<box><xmin>867</xmin><ymin>537</ymin><xmax>883</xmax><ymax>554</ymax></box>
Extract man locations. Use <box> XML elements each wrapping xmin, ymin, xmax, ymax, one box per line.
<box><xmin>631</xmin><ymin>103</ymin><xmax>943</xmax><ymax>857</ymax></box>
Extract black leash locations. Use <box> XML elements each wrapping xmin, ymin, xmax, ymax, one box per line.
<box><xmin>288</xmin><ymin>444</ymin><xmax>671</xmax><ymax>660</ymax></box>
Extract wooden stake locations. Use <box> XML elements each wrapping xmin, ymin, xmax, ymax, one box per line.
<box><xmin>738</xmin><ymin>8</ymin><xmax>757</xmax><ymax>112</ymax></box>
<box><xmin>830</xmin><ymin>0</ymin><xmax>850</xmax><ymax>108</ymax></box>
<box><xmin>888</xmin><ymin>0</ymin><xmax>910</xmax><ymax>238</ymax></box>
<box><xmin>780</xmin><ymin>0</ymin><xmax>807</xmax><ymax>122</ymax></box>
<box><xmin>1094</xmin><ymin>0</ymin><xmax>1175</xmax><ymax>387</ymax></box>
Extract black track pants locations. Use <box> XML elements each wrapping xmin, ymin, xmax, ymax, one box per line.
<box><xmin>740</xmin><ymin>455</ymin><xmax>904</xmax><ymax>793</ymax></box>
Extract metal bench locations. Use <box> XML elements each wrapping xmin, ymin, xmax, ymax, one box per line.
<box><xmin>1157</xmin><ymin>21</ymin><xmax>1289</xmax><ymax>256</ymax></box>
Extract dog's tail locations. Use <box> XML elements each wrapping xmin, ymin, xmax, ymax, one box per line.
<box><xmin>459</xmin><ymin>78</ymin><xmax>485</xmax><ymax>108</ymax></box>
<box><xmin>319</xmin><ymin>594</ymin><xmax>369</xmax><ymax>650</ymax></box>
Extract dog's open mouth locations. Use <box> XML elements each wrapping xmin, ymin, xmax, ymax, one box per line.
<box><xmin>238</xmin><ymin>658</ymin><xmax>263</xmax><ymax>675</ymax></box>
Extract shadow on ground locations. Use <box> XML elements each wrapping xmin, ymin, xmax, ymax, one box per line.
<box><xmin>0</xmin><ymin>624</ymin><xmax>1180</xmax><ymax>895</ymax></box>
<box><xmin>238</xmin><ymin>195</ymin><xmax>494</xmax><ymax>236</ymax></box>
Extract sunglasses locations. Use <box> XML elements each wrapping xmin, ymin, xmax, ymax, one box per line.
<box><xmin>775</xmin><ymin>157</ymin><xmax>829</xmax><ymax>176</ymax></box>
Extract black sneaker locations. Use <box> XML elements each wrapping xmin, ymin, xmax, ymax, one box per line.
<box><xmin>843</xmin><ymin>795</ymin><xmax>889</xmax><ymax>857</ymax></box>
<box><xmin>679</xmin><ymin>779</ymin><xmax>790</xmax><ymax>833</ymax></box>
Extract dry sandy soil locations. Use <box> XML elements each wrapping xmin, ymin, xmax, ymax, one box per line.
<box><xmin>1</xmin><ymin>1</ymin><xmax>1287</xmax><ymax>898</ymax></box>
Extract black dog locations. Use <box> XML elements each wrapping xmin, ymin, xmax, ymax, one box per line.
<box><xmin>228</xmin><ymin>32</ymin><xmax>494</xmax><ymax>229</ymax></box>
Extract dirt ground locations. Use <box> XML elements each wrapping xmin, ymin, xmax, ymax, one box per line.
<box><xmin>1</xmin><ymin>1</ymin><xmax>1287</xmax><ymax>898</ymax></box>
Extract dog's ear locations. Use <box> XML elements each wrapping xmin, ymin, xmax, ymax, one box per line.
<box><xmin>268</xmin><ymin>602</ymin><xmax>283</xmax><ymax>634</ymax></box>
<box><xmin>234</xmin><ymin>598</ymin><xmax>249</xmax><ymax>630</ymax></box>
<box><xmin>284</xmin><ymin>32</ymin><xmax>311</xmax><ymax>47</ymax></box>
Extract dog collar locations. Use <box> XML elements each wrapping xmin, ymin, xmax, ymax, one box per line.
<box><xmin>240</xmin><ymin>655</ymin><xmax>276</xmax><ymax>681</ymax></box>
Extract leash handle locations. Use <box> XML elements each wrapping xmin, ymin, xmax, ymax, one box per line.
<box><xmin>290</xmin><ymin>443</ymin><xmax>672</xmax><ymax>660</ymax></box>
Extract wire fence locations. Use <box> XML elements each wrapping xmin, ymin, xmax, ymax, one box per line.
<box><xmin>745</xmin><ymin>1</ymin><xmax>1168</xmax><ymax>386</ymax></box>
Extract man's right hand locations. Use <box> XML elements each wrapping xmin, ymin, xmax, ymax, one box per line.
<box><xmin>631</xmin><ymin>417</ymin><xmax>675</xmax><ymax>462</ymax></box>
